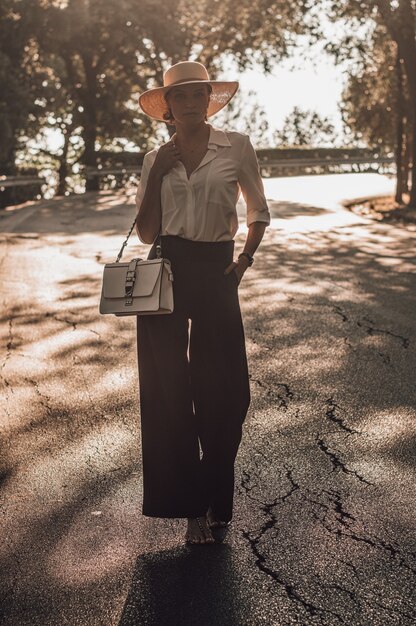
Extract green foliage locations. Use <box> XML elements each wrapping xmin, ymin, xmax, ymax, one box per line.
<box><xmin>1</xmin><ymin>0</ymin><xmax>326</xmax><ymax>191</ymax></box>
<box><xmin>273</xmin><ymin>106</ymin><xmax>337</xmax><ymax>147</ymax></box>
<box><xmin>0</xmin><ymin>0</ymin><xmax>45</xmax><ymax>173</ymax></box>
<box><xmin>318</xmin><ymin>3</ymin><xmax>404</xmax><ymax>153</ymax></box>
<box><xmin>35</xmin><ymin>1</ymin><xmax>165</xmax><ymax>155</ymax></box>
<box><xmin>212</xmin><ymin>88</ymin><xmax>271</xmax><ymax>147</ymax></box>
<box><xmin>339</xmin><ymin>26</ymin><xmax>410</xmax><ymax>153</ymax></box>
<box><xmin>313</xmin><ymin>0</ymin><xmax>416</xmax><ymax>205</ymax></box>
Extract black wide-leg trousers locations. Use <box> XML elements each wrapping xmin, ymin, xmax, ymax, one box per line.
<box><xmin>136</xmin><ymin>235</ymin><xmax>251</xmax><ymax>522</ymax></box>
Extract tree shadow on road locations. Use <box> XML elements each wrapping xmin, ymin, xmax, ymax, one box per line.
<box><xmin>0</xmin><ymin>191</ymin><xmax>138</xmax><ymax>236</ymax></box>
<box><xmin>268</xmin><ymin>199</ymin><xmax>330</xmax><ymax>219</ymax></box>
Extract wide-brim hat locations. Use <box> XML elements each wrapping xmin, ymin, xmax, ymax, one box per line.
<box><xmin>138</xmin><ymin>61</ymin><xmax>239</xmax><ymax>122</ymax></box>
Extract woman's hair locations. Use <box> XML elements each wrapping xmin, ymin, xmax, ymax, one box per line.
<box><xmin>163</xmin><ymin>83</ymin><xmax>212</xmax><ymax>125</ymax></box>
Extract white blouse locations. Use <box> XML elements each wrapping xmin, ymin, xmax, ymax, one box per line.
<box><xmin>135</xmin><ymin>124</ymin><xmax>270</xmax><ymax>242</ymax></box>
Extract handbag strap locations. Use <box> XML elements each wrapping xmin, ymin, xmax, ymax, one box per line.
<box><xmin>115</xmin><ymin>215</ymin><xmax>162</xmax><ymax>263</ymax></box>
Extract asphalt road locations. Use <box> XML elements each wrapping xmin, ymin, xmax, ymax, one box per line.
<box><xmin>0</xmin><ymin>174</ymin><xmax>415</xmax><ymax>626</ymax></box>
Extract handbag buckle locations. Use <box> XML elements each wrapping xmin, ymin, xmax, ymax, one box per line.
<box><xmin>125</xmin><ymin>265</ymin><xmax>137</xmax><ymax>305</ymax></box>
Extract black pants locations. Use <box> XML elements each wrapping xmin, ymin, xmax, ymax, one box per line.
<box><xmin>136</xmin><ymin>235</ymin><xmax>250</xmax><ymax>522</ymax></box>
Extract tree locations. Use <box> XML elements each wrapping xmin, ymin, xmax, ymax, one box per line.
<box><xmin>274</xmin><ymin>106</ymin><xmax>336</xmax><ymax>147</ymax></box>
<box><xmin>0</xmin><ymin>0</ymin><xmax>45</xmax><ymax>174</ymax></box>
<box><xmin>213</xmin><ymin>88</ymin><xmax>271</xmax><ymax>148</ymax></box>
<box><xmin>31</xmin><ymin>0</ymin><xmax>317</xmax><ymax>190</ymax></box>
<box><xmin>338</xmin><ymin>25</ymin><xmax>411</xmax><ymax>202</ymax></box>
<box><xmin>4</xmin><ymin>0</ymin><xmax>320</xmax><ymax>190</ymax></box>
<box><xmin>320</xmin><ymin>0</ymin><xmax>416</xmax><ymax>207</ymax></box>
<box><xmin>34</xmin><ymin>0</ymin><xmax>174</xmax><ymax>190</ymax></box>
<box><xmin>372</xmin><ymin>0</ymin><xmax>416</xmax><ymax>205</ymax></box>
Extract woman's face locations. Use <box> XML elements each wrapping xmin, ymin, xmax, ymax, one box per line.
<box><xmin>165</xmin><ymin>83</ymin><xmax>211</xmax><ymax>126</ymax></box>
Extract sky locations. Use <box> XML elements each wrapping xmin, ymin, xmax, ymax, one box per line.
<box><xmin>211</xmin><ymin>6</ymin><xmax>353</xmax><ymax>147</ymax></box>
<box><xmin>215</xmin><ymin>25</ymin><xmax>348</xmax><ymax>147</ymax></box>
<box><xmin>237</xmin><ymin>56</ymin><xmax>346</xmax><ymax>140</ymax></box>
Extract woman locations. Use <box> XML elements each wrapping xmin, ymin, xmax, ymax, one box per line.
<box><xmin>135</xmin><ymin>61</ymin><xmax>270</xmax><ymax>545</ymax></box>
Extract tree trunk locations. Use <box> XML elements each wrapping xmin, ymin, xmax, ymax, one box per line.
<box><xmin>395</xmin><ymin>52</ymin><xmax>404</xmax><ymax>204</ymax></box>
<box><xmin>57</xmin><ymin>160</ymin><xmax>68</xmax><ymax>196</ymax></box>
<box><xmin>83</xmin><ymin>122</ymin><xmax>98</xmax><ymax>192</ymax></box>
<box><xmin>409</xmin><ymin>106</ymin><xmax>416</xmax><ymax>207</ymax></box>
<box><xmin>374</xmin><ymin>0</ymin><xmax>416</xmax><ymax>206</ymax></box>
<box><xmin>403</xmin><ymin>130</ymin><xmax>411</xmax><ymax>193</ymax></box>
<box><xmin>397</xmin><ymin>62</ymin><xmax>416</xmax><ymax>205</ymax></box>
<box><xmin>400</xmin><ymin>64</ymin><xmax>416</xmax><ymax>205</ymax></box>
<box><xmin>0</xmin><ymin>144</ymin><xmax>17</xmax><ymax>175</ymax></box>
<box><xmin>395</xmin><ymin>40</ymin><xmax>416</xmax><ymax>206</ymax></box>
<box><xmin>56</xmin><ymin>130</ymin><xmax>72</xmax><ymax>196</ymax></box>
<box><xmin>82</xmin><ymin>54</ymin><xmax>99</xmax><ymax>192</ymax></box>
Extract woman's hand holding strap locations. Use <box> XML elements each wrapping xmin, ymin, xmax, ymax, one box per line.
<box><xmin>136</xmin><ymin>140</ymin><xmax>181</xmax><ymax>244</ymax></box>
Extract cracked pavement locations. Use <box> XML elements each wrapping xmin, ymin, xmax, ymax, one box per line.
<box><xmin>0</xmin><ymin>173</ymin><xmax>415</xmax><ymax>625</ymax></box>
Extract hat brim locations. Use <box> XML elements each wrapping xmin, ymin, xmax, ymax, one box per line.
<box><xmin>138</xmin><ymin>80</ymin><xmax>239</xmax><ymax>122</ymax></box>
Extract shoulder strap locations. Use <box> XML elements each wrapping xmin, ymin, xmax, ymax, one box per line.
<box><xmin>115</xmin><ymin>215</ymin><xmax>162</xmax><ymax>262</ymax></box>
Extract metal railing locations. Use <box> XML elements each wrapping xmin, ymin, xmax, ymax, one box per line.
<box><xmin>85</xmin><ymin>152</ymin><xmax>395</xmax><ymax>182</ymax></box>
<box><xmin>258</xmin><ymin>155</ymin><xmax>395</xmax><ymax>176</ymax></box>
<box><xmin>0</xmin><ymin>175</ymin><xmax>44</xmax><ymax>189</ymax></box>
<box><xmin>85</xmin><ymin>165</ymin><xmax>140</xmax><ymax>179</ymax></box>
<box><xmin>0</xmin><ymin>175</ymin><xmax>44</xmax><ymax>209</ymax></box>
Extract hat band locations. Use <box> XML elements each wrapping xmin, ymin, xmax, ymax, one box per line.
<box><xmin>164</xmin><ymin>76</ymin><xmax>210</xmax><ymax>88</ymax></box>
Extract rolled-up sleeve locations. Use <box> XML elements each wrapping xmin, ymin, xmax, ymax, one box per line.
<box><xmin>238</xmin><ymin>135</ymin><xmax>271</xmax><ymax>227</ymax></box>
<box><xmin>135</xmin><ymin>152</ymin><xmax>151</xmax><ymax>212</ymax></box>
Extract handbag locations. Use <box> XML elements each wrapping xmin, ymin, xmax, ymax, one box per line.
<box><xmin>99</xmin><ymin>216</ymin><xmax>174</xmax><ymax>317</ymax></box>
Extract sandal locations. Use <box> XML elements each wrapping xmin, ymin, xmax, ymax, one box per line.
<box><xmin>185</xmin><ymin>516</ymin><xmax>215</xmax><ymax>545</ymax></box>
<box><xmin>207</xmin><ymin>506</ymin><xmax>231</xmax><ymax>529</ymax></box>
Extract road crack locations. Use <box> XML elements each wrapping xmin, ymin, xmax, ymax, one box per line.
<box><xmin>325</xmin><ymin>398</ymin><xmax>359</xmax><ymax>435</ymax></box>
<box><xmin>25</xmin><ymin>378</ymin><xmax>54</xmax><ymax>417</ymax></box>
<box><xmin>332</xmin><ymin>305</ymin><xmax>349</xmax><ymax>322</ymax></box>
<box><xmin>45</xmin><ymin>312</ymin><xmax>77</xmax><ymax>330</ymax></box>
<box><xmin>316</xmin><ymin>436</ymin><xmax>373</xmax><ymax>485</ymax></box>
<box><xmin>241</xmin><ymin>468</ymin><xmax>345</xmax><ymax>623</ymax></box>
<box><xmin>242</xmin><ymin>518</ymin><xmax>345</xmax><ymax>623</ymax></box>
<box><xmin>307</xmin><ymin>488</ymin><xmax>416</xmax><ymax>577</ymax></box>
<box><xmin>377</xmin><ymin>351</ymin><xmax>391</xmax><ymax>364</ymax></box>
<box><xmin>332</xmin><ymin>306</ymin><xmax>410</xmax><ymax>354</ymax></box>
<box><xmin>249</xmin><ymin>376</ymin><xmax>294</xmax><ymax>411</ymax></box>
<box><xmin>340</xmin><ymin>531</ymin><xmax>416</xmax><ymax>576</ymax></box>
<box><xmin>0</xmin><ymin>318</ymin><xmax>15</xmax><ymax>403</ymax></box>
<box><xmin>280</xmin><ymin>465</ymin><xmax>300</xmax><ymax>502</ymax></box>
<box><xmin>1</xmin><ymin>318</ymin><xmax>14</xmax><ymax>372</ymax></box>
<box><xmin>240</xmin><ymin>469</ymin><xmax>261</xmax><ymax>504</ymax></box>
<box><xmin>357</xmin><ymin>316</ymin><xmax>410</xmax><ymax>349</ymax></box>
<box><xmin>275</xmin><ymin>383</ymin><xmax>294</xmax><ymax>410</ymax></box>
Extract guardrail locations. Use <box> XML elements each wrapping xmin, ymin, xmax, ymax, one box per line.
<box><xmin>0</xmin><ymin>175</ymin><xmax>44</xmax><ymax>188</ymax></box>
<box><xmin>85</xmin><ymin>154</ymin><xmax>395</xmax><ymax>183</ymax></box>
<box><xmin>85</xmin><ymin>166</ymin><xmax>140</xmax><ymax>179</ymax></box>
<box><xmin>0</xmin><ymin>175</ymin><xmax>44</xmax><ymax>209</ymax></box>
<box><xmin>258</xmin><ymin>155</ymin><xmax>395</xmax><ymax>176</ymax></box>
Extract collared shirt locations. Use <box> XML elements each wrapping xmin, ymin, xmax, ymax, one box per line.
<box><xmin>135</xmin><ymin>125</ymin><xmax>270</xmax><ymax>242</ymax></box>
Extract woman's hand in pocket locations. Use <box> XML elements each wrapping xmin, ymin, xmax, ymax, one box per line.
<box><xmin>223</xmin><ymin>258</ymin><xmax>247</xmax><ymax>285</ymax></box>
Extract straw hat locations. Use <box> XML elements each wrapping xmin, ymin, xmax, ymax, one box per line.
<box><xmin>138</xmin><ymin>61</ymin><xmax>239</xmax><ymax>122</ymax></box>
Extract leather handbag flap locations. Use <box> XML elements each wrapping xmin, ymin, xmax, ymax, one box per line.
<box><xmin>103</xmin><ymin>261</ymin><xmax>163</xmax><ymax>298</ymax></box>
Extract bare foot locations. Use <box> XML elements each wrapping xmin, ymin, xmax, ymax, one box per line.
<box><xmin>185</xmin><ymin>516</ymin><xmax>215</xmax><ymax>544</ymax></box>
<box><xmin>207</xmin><ymin>506</ymin><xmax>231</xmax><ymax>529</ymax></box>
